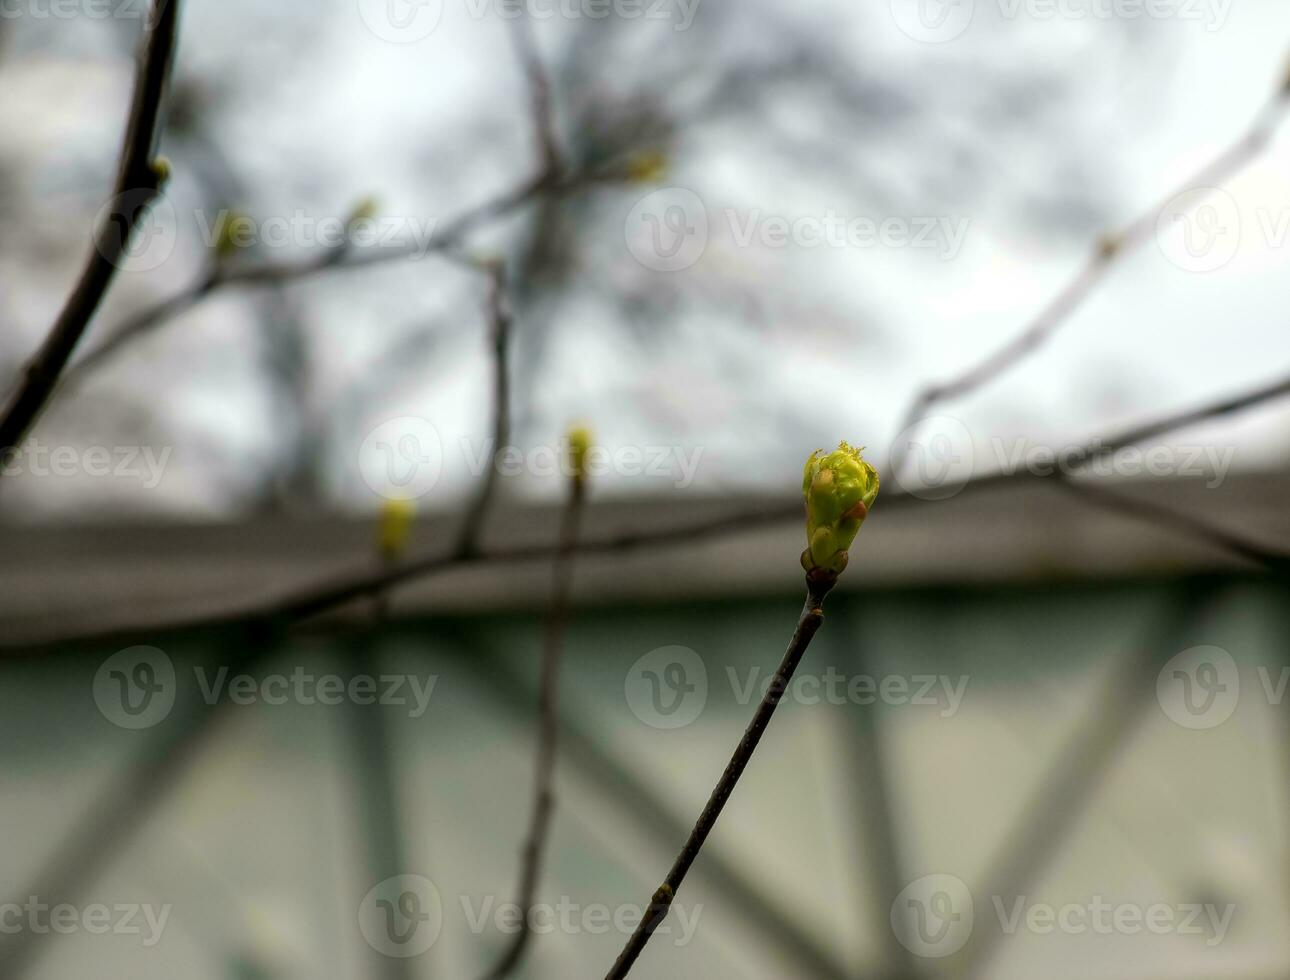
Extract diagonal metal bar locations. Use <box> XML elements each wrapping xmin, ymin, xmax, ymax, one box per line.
<box><xmin>956</xmin><ymin>577</ymin><xmax>1220</xmax><ymax>979</ymax></box>
<box><xmin>436</xmin><ymin>620</ymin><xmax>864</xmax><ymax>980</ymax></box>
<box><xmin>341</xmin><ymin>642</ymin><xmax>419</xmax><ymax>980</ymax></box>
<box><xmin>0</xmin><ymin>631</ymin><xmax>271</xmax><ymax>977</ymax></box>
<box><xmin>824</xmin><ymin>595</ymin><xmax>925</xmax><ymax>980</ymax></box>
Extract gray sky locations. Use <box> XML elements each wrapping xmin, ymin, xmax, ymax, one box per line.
<box><xmin>1</xmin><ymin>0</ymin><xmax>1288</xmax><ymax>520</ymax></box>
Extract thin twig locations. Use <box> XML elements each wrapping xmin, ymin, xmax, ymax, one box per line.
<box><xmin>1052</xmin><ymin>472</ymin><xmax>1290</xmax><ymax>571</ymax></box>
<box><xmin>454</xmin><ymin>261</ymin><xmax>514</xmax><ymax>558</ymax></box>
<box><xmin>62</xmin><ymin>172</ymin><xmax>560</xmax><ymax>389</ymax></box>
<box><xmin>604</xmin><ymin>569</ymin><xmax>839</xmax><ymax>979</ymax></box>
<box><xmin>480</xmin><ymin>459</ymin><xmax>585</xmax><ymax>979</ymax></box>
<box><xmin>4</xmin><ymin>370</ymin><xmax>1289</xmax><ymax>656</ymax></box>
<box><xmin>0</xmin><ymin>0</ymin><xmax>181</xmax><ymax>457</ymax></box>
<box><xmin>505</xmin><ymin>6</ymin><xmax>562</xmax><ymax>178</ymax></box>
<box><xmin>445</xmin><ymin>622</ymin><xmax>856</xmax><ymax>980</ymax></box>
<box><xmin>892</xmin><ymin>87</ymin><xmax>1289</xmax><ymax>478</ymax></box>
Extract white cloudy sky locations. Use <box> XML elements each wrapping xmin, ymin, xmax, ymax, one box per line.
<box><xmin>0</xmin><ymin>0</ymin><xmax>1288</xmax><ymax>520</ymax></box>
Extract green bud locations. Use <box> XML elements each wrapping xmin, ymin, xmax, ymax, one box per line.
<box><xmin>801</xmin><ymin>442</ymin><xmax>879</xmax><ymax>575</ymax></box>
<box><xmin>149</xmin><ymin>156</ymin><xmax>172</xmax><ymax>187</ymax></box>
<box><xmin>625</xmin><ymin>150</ymin><xmax>668</xmax><ymax>184</ymax></box>
<box><xmin>346</xmin><ymin>195</ymin><xmax>380</xmax><ymax>226</ymax></box>
<box><xmin>567</xmin><ymin>425</ymin><xmax>593</xmax><ymax>482</ymax></box>
<box><xmin>214</xmin><ymin>210</ymin><xmax>252</xmax><ymax>259</ymax></box>
<box><xmin>378</xmin><ymin>499</ymin><xmax>415</xmax><ymax>561</ymax></box>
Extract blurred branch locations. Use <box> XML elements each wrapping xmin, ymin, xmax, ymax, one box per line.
<box><xmin>62</xmin><ymin>172</ymin><xmax>559</xmax><ymax>388</ymax></box>
<box><xmin>0</xmin><ymin>0</ymin><xmax>181</xmax><ymax>462</ymax></box>
<box><xmin>506</xmin><ymin>8</ymin><xmax>562</xmax><ymax>178</ymax></box>
<box><xmin>1049</xmin><ymin>473</ymin><xmax>1289</xmax><ymax>570</ymax></box>
<box><xmin>4</xmin><ymin>369</ymin><xmax>1289</xmax><ymax>656</ymax></box>
<box><xmin>479</xmin><ymin>453</ymin><xmax>585</xmax><ymax>980</ymax></box>
<box><xmin>892</xmin><ymin>83</ymin><xmax>1290</xmax><ymax>471</ymax></box>
<box><xmin>454</xmin><ymin>260</ymin><xmax>515</xmax><ymax>559</ymax></box>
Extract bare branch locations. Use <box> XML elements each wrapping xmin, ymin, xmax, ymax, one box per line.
<box><xmin>62</xmin><ymin>172</ymin><xmax>562</xmax><ymax>389</ymax></box>
<box><xmin>5</xmin><ymin>369</ymin><xmax>1289</xmax><ymax>655</ymax></box>
<box><xmin>892</xmin><ymin>87</ymin><xmax>1289</xmax><ymax>472</ymax></box>
<box><xmin>454</xmin><ymin>260</ymin><xmax>515</xmax><ymax>559</ymax></box>
<box><xmin>605</xmin><ymin>570</ymin><xmax>839</xmax><ymax>978</ymax></box>
<box><xmin>480</xmin><ymin>458</ymin><xmax>585</xmax><ymax>979</ymax></box>
<box><xmin>506</xmin><ymin>6</ymin><xmax>562</xmax><ymax>177</ymax></box>
<box><xmin>0</xmin><ymin>0</ymin><xmax>182</xmax><ymax>459</ymax></box>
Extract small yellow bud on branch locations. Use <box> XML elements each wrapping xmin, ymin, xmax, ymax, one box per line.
<box><xmin>801</xmin><ymin>442</ymin><xmax>880</xmax><ymax>576</ymax></box>
<box><xmin>377</xmin><ymin>499</ymin><xmax>416</xmax><ymax>561</ymax></box>
<box><xmin>567</xmin><ymin>425</ymin><xmax>593</xmax><ymax>484</ymax></box>
<box><xmin>149</xmin><ymin>156</ymin><xmax>172</xmax><ymax>188</ymax></box>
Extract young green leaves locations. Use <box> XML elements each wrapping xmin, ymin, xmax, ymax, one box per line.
<box><xmin>802</xmin><ymin>442</ymin><xmax>879</xmax><ymax>576</ymax></box>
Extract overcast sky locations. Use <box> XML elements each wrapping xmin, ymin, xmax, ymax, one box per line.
<box><xmin>1</xmin><ymin>0</ymin><xmax>1288</xmax><ymax>520</ymax></box>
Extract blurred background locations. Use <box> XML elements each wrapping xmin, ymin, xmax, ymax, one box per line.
<box><xmin>2</xmin><ymin>0</ymin><xmax>1290</xmax><ymax>977</ymax></box>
